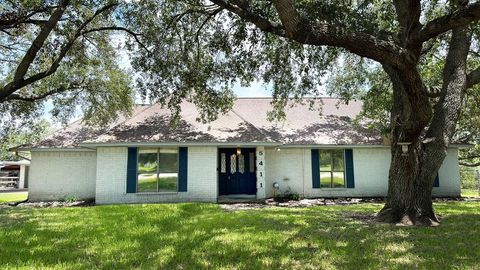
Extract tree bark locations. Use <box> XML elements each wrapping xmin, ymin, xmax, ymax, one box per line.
<box><xmin>377</xmin><ymin>26</ymin><xmax>471</xmax><ymax>226</ymax></box>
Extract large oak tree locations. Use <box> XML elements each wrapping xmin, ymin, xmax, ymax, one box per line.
<box><xmin>2</xmin><ymin>1</ymin><xmax>480</xmax><ymax>226</ymax></box>
<box><xmin>125</xmin><ymin>0</ymin><xmax>480</xmax><ymax>226</ymax></box>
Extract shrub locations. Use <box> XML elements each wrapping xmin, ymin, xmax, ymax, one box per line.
<box><xmin>64</xmin><ymin>196</ymin><xmax>78</xmax><ymax>203</ymax></box>
<box><xmin>460</xmin><ymin>169</ymin><xmax>479</xmax><ymax>189</ymax></box>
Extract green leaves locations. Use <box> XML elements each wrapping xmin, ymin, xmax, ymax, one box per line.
<box><xmin>1</xmin><ymin>1</ymin><xmax>134</xmax><ymax>129</ymax></box>
<box><xmin>0</xmin><ymin>119</ymin><xmax>51</xmax><ymax>161</ymax></box>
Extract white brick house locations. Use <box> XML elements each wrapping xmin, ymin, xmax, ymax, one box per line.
<box><xmin>16</xmin><ymin>98</ymin><xmax>463</xmax><ymax>204</ymax></box>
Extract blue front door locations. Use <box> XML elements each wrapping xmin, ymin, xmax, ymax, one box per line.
<box><xmin>219</xmin><ymin>148</ymin><xmax>256</xmax><ymax>195</ymax></box>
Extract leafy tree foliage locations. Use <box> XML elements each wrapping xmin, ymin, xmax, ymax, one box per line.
<box><xmin>0</xmin><ymin>119</ymin><xmax>51</xmax><ymax>161</ymax></box>
<box><xmin>0</xmin><ymin>0</ymin><xmax>135</xmax><ymax>127</ymax></box>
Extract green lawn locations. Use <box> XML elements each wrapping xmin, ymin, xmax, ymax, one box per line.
<box><xmin>462</xmin><ymin>188</ymin><xmax>479</xmax><ymax>197</ymax></box>
<box><xmin>1</xmin><ymin>202</ymin><xmax>479</xmax><ymax>269</ymax></box>
<box><xmin>0</xmin><ymin>192</ymin><xmax>28</xmax><ymax>203</ymax></box>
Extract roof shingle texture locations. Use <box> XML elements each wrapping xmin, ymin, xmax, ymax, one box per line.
<box><xmin>29</xmin><ymin>98</ymin><xmax>381</xmax><ymax>148</ymax></box>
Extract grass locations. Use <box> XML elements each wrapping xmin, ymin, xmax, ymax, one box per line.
<box><xmin>1</xmin><ymin>202</ymin><xmax>480</xmax><ymax>269</ymax></box>
<box><xmin>0</xmin><ymin>192</ymin><xmax>28</xmax><ymax>203</ymax></box>
<box><xmin>462</xmin><ymin>188</ymin><xmax>480</xmax><ymax>197</ymax></box>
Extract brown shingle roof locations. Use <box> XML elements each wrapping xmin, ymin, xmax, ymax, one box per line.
<box><xmin>25</xmin><ymin>98</ymin><xmax>382</xmax><ymax>148</ymax></box>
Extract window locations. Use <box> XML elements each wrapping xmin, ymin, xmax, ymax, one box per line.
<box><xmin>238</xmin><ymin>154</ymin><xmax>245</xmax><ymax>174</ymax></box>
<box><xmin>137</xmin><ymin>148</ymin><xmax>178</xmax><ymax>192</ymax></box>
<box><xmin>249</xmin><ymin>152</ymin><xmax>255</xmax><ymax>173</ymax></box>
<box><xmin>230</xmin><ymin>154</ymin><xmax>236</xmax><ymax>173</ymax></box>
<box><xmin>220</xmin><ymin>153</ymin><xmax>226</xmax><ymax>173</ymax></box>
<box><xmin>319</xmin><ymin>150</ymin><xmax>345</xmax><ymax>188</ymax></box>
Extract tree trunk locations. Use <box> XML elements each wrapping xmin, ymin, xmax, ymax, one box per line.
<box><xmin>377</xmin><ymin>26</ymin><xmax>471</xmax><ymax>226</ymax></box>
<box><xmin>377</xmin><ymin>144</ymin><xmax>444</xmax><ymax>226</ymax></box>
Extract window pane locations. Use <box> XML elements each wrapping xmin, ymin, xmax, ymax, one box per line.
<box><xmin>249</xmin><ymin>152</ymin><xmax>255</xmax><ymax>173</ymax></box>
<box><xmin>137</xmin><ymin>149</ymin><xmax>158</xmax><ymax>192</ymax></box>
<box><xmin>238</xmin><ymin>154</ymin><xmax>244</xmax><ymax>174</ymax></box>
<box><xmin>158</xmin><ymin>148</ymin><xmax>178</xmax><ymax>192</ymax></box>
<box><xmin>158</xmin><ymin>148</ymin><xmax>178</xmax><ymax>173</ymax></box>
<box><xmin>230</xmin><ymin>154</ymin><xmax>236</xmax><ymax>173</ymax></box>
<box><xmin>332</xmin><ymin>172</ymin><xmax>345</xmax><ymax>188</ymax></box>
<box><xmin>332</xmin><ymin>150</ymin><xmax>344</xmax><ymax>171</ymax></box>
<box><xmin>320</xmin><ymin>172</ymin><xmax>331</xmax><ymax>188</ymax></box>
<box><xmin>221</xmin><ymin>153</ymin><xmax>226</xmax><ymax>173</ymax></box>
<box><xmin>158</xmin><ymin>173</ymin><xmax>178</xmax><ymax>192</ymax></box>
<box><xmin>319</xmin><ymin>151</ymin><xmax>331</xmax><ymax>171</ymax></box>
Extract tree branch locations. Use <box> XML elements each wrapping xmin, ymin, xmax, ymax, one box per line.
<box><xmin>211</xmin><ymin>0</ymin><xmax>407</xmax><ymax>68</ymax></box>
<box><xmin>460</xmin><ymin>155</ymin><xmax>480</xmax><ymax>160</ymax></box>
<box><xmin>0</xmin><ymin>2</ymin><xmax>118</xmax><ymax>103</ymax></box>
<box><xmin>393</xmin><ymin>0</ymin><xmax>421</xmax><ymax>37</ymax></box>
<box><xmin>459</xmin><ymin>161</ymin><xmax>480</xmax><ymax>167</ymax></box>
<box><xmin>466</xmin><ymin>66</ymin><xmax>480</xmax><ymax>88</ymax></box>
<box><xmin>417</xmin><ymin>1</ymin><xmax>480</xmax><ymax>42</ymax></box>
<box><xmin>209</xmin><ymin>0</ymin><xmax>286</xmax><ymax>37</ymax></box>
<box><xmin>393</xmin><ymin>0</ymin><xmax>422</xmax><ymax>59</ymax></box>
<box><xmin>12</xmin><ymin>0</ymin><xmax>69</xmax><ymax>82</ymax></box>
<box><xmin>0</xmin><ymin>5</ymin><xmax>58</xmax><ymax>30</ymax></box>
<box><xmin>269</xmin><ymin>0</ymin><xmax>407</xmax><ymax>68</ymax></box>
<box><xmin>5</xmin><ymin>85</ymin><xmax>78</xmax><ymax>102</ymax></box>
<box><xmin>82</xmin><ymin>26</ymin><xmax>151</xmax><ymax>54</ymax></box>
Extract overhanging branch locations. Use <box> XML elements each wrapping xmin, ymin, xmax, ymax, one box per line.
<box><xmin>467</xmin><ymin>67</ymin><xmax>480</xmax><ymax>88</ymax></box>
<box><xmin>212</xmin><ymin>0</ymin><xmax>407</xmax><ymax>68</ymax></box>
<box><xmin>209</xmin><ymin>0</ymin><xmax>286</xmax><ymax>37</ymax></box>
<box><xmin>271</xmin><ymin>0</ymin><xmax>407</xmax><ymax>68</ymax></box>
<box><xmin>0</xmin><ymin>2</ymin><xmax>118</xmax><ymax>103</ymax></box>
<box><xmin>82</xmin><ymin>26</ymin><xmax>151</xmax><ymax>53</ymax></box>
<box><xmin>459</xmin><ymin>161</ymin><xmax>480</xmax><ymax>167</ymax></box>
<box><xmin>417</xmin><ymin>1</ymin><xmax>480</xmax><ymax>42</ymax></box>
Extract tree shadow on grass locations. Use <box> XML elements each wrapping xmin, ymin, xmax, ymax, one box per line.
<box><xmin>0</xmin><ymin>203</ymin><xmax>479</xmax><ymax>269</ymax></box>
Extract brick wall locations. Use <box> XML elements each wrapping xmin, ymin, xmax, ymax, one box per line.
<box><xmin>95</xmin><ymin>146</ymin><xmax>218</xmax><ymax>204</ymax></box>
<box><xmin>29</xmin><ymin>145</ymin><xmax>461</xmax><ymax>203</ymax></box>
<box><xmin>29</xmin><ymin>151</ymin><xmax>97</xmax><ymax>201</ymax></box>
<box><xmin>265</xmin><ymin>147</ymin><xmax>461</xmax><ymax>198</ymax></box>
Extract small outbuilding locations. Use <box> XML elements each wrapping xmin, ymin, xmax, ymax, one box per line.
<box><xmin>0</xmin><ymin>160</ymin><xmax>30</xmax><ymax>190</ymax></box>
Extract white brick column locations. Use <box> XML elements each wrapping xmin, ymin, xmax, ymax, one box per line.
<box><xmin>18</xmin><ymin>164</ymin><xmax>26</xmax><ymax>189</ymax></box>
<box><xmin>256</xmin><ymin>146</ymin><xmax>266</xmax><ymax>199</ymax></box>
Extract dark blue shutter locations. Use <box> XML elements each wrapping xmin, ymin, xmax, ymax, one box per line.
<box><xmin>345</xmin><ymin>149</ymin><xmax>355</xmax><ymax>188</ymax></box>
<box><xmin>433</xmin><ymin>173</ymin><xmax>440</xmax><ymax>187</ymax></box>
<box><xmin>126</xmin><ymin>147</ymin><xmax>138</xmax><ymax>193</ymax></box>
<box><xmin>311</xmin><ymin>149</ymin><xmax>320</xmax><ymax>188</ymax></box>
<box><xmin>178</xmin><ymin>147</ymin><xmax>188</xmax><ymax>192</ymax></box>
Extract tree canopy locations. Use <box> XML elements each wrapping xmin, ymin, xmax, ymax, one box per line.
<box><xmin>0</xmin><ymin>0</ymin><xmax>135</xmax><ymax>128</ymax></box>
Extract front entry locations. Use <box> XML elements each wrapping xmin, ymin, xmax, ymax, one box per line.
<box><xmin>218</xmin><ymin>148</ymin><xmax>256</xmax><ymax>195</ymax></box>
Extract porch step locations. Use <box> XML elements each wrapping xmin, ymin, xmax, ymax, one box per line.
<box><xmin>218</xmin><ymin>195</ymin><xmax>260</xmax><ymax>204</ymax></box>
